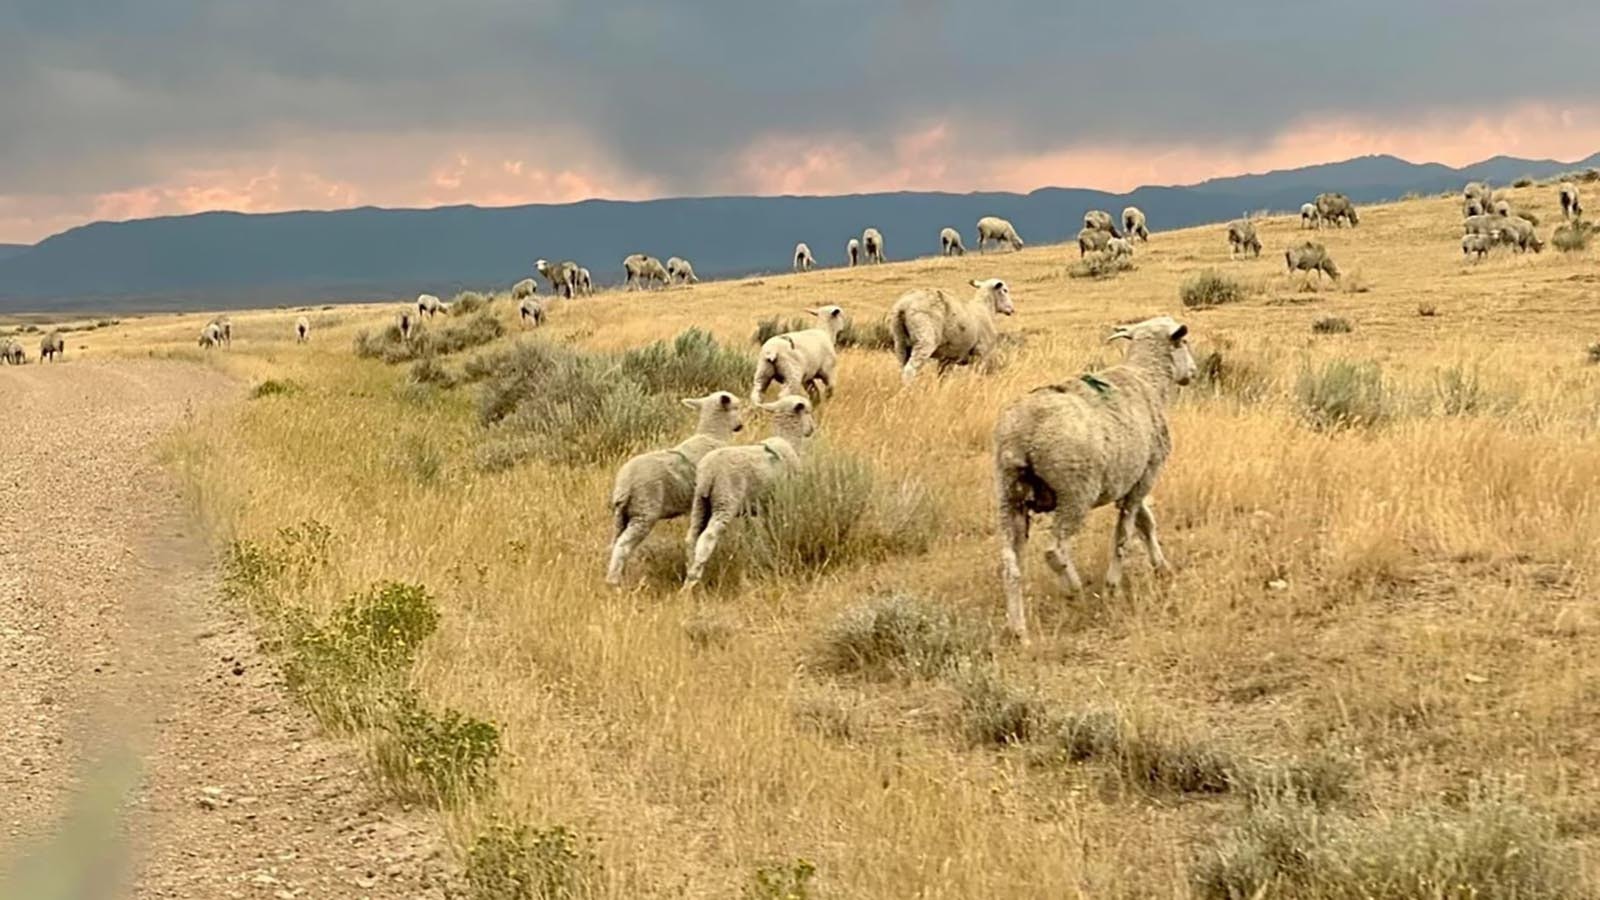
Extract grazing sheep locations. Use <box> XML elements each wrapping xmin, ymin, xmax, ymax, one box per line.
<box><xmin>1314</xmin><ymin>192</ymin><xmax>1359</xmax><ymax>227</ymax></box>
<box><xmin>993</xmin><ymin>316</ymin><xmax>1196</xmax><ymax>639</ymax></box>
<box><xmin>940</xmin><ymin>227</ymin><xmax>967</xmax><ymax>256</ymax></box>
<box><xmin>535</xmin><ymin>258</ymin><xmax>580</xmax><ymax>298</ymax></box>
<box><xmin>667</xmin><ymin>256</ymin><xmax>700</xmax><ymax>285</ymax></box>
<box><xmin>891</xmin><ymin>278</ymin><xmax>1014</xmax><ymax>384</ymax></box>
<box><xmin>1463</xmin><ymin>213</ymin><xmax>1501</xmax><ymax>237</ymax></box>
<box><xmin>1561</xmin><ymin>181</ymin><xmax>1583</xmax><ymax>220</ymax></box>
<box><xmin>1285</xmin><ymin>241</ymin><xmax>1340</xmax><ymax>280</ymax></box>
<box><xmin>511</xmin><ymin>278</ymin><xmax>538</xmax><ymax>301</ymax></box>
<box><xmin>518</xmin><ymin>297</ymin><xmax>546</xmax><ymax>328</ymax></box>
<box><xmin>198</xmin><ymin>323</ymin><xmax>222</xmax><ymax>349</ymax></box>
<box><xmin>1465</xmin><ymin>197</ymin><xmax>1486</xmax><ymax>218</ymax></box>
<box><xmin>606</xmin><ymin>391</ymin><xmax>747</xmax><ymax>585</ymax></box>
<box><xmin>847</xmin><ymin>238</ymin><xmax>861</xmax><ymax>267</ymax></box>
<box><xmin>575</xmin><ymin>267</ymin><xmax>593</xmax><ymax>296</ymax></box>
<box><xmin>3</xmin><ymin>340</ymin><xmax>25</xmax><ymax>364</ymax></box>
<box><xmin>416</xmin><ymin>294</ymin><xmax>444</xmax><ymax>318</ymax></box>
<box><xmin>1226</xmin><ymin>219</ymin><xmax>1262</xmax><ymax>258</ymax></box>
<box><xmin>976</xmin><ymin>216</ymin><xmax>1024</xmax><ymax>252</ymax></box>
<box><xmin>39</xmin><ymin>331</ymin><xmax>64</xmax><ymax>362</ymax></box>
<box><xmin>751</xmin><ymin>305</ymin><xmax>846</xmax><ymax>404</ymax></box>
<box><xmin>1494</xmin><ymin>198</ymin><xmax>1512</xmax><ymax>217</ymax></box>
<box><xmin>623</xmin><ymin>253</ymin><xmax>670</xmax><ymax>290</ymax></box>
<box><xmin>794</xmin><ymin>242</ymin><xmax>815</xmax><ymax>271</ymax></box>
<box><xmin>396</xmin><ymin>309</ymin><xmax>416</xmax><ymax>342</ymax></box>
<box><xmin>1106</xmin><ymin>237</ymin><xmax>1134</xmax><ymax>260</ymax></box>
<box><xmin>683</xmin><ymin>396</ymin><xmax>817</xmax><ymax>588</ymax></box>
<box><xmin>1464</xmin><ymin>181</ymin><xmax>1491</xmax><ymax>203</ymax></box>
<box><xmin>862</xmin><ymin>227</ymin><xmax>885</xmax><ymax>264</ymax></box>
<box><xmin>1461</xmin><ymin>233</ymin><xmax>1495</xmax><ymax>260</ymax></box>
<box><xmin>1300</xmin><ymin>203</ymin><xmax>1319</xmax><ymax>229</ymax></box>
<box><xmin>1497</xmin><ymin>216</ymin><xmax>1543</xmax><ymax>253</ymax></box>
<box><xmin>1122</xmin><ymin>207</ymin><xmax>1149</xmax><ymax>242</ymax></box>
<box><xmin>1078</xmin><ymin>227</ymin><xmax>1112</xmax><ymax>257</ymax></box>
<box><xmin>1083</xmin><ymin>209</ymin><xmax>1121</xmax><ymax>237</ymax></box>
<box><xmin>295</xmin><ymin>316</ymin><xmax>311</xmax><ymax>343</ymax></box>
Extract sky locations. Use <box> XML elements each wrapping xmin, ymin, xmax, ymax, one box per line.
<box><xmin>3</xmin><ymin>0</ymin><xmax>1600</xmax><ymax>244</ymax></box>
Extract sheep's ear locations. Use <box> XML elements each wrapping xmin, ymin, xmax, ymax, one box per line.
<box><xmin>969</xmin><ymin>278</ymin><xmax>981</xmax><ymax>288</ymax></box>
<box><xmin>1169</xmin><ymin>324</ymin><xmax>1189</xmax><ymax>342</ymax></box>
<box><xmin>804</xmin><ymin>307</ymin><xmax>820</xmax><ymax>315</ymax></box>
<box><xmin>758</xmin><ymin>399</ymin><xmax>785</xmax><ymax>412</ymax></box>
<box><xmin>1106</xmin><ymin>327</ymin><xmax>1132</xmax><ymax>343</ymax></box>
<box><xmin>681</xmin><ymin>398</ymin><xmax>702</xmax><ymax>410</ymax></box>
<box><xmin>718</xmin><ymin>393</ymin><xmax>734</xmax><ymax>408</ymax></box>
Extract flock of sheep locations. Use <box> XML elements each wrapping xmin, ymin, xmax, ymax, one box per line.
<box><xmin>1</xmin><ymin>330</ymin><xmax>65</xmax><ymax>365</ymax></box>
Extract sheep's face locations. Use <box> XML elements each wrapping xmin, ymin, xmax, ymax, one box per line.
<box><xmin>1168</xmin><ymin>326</ymin><xmax>1196</xmax><ymax>386</ymax></box>
<box><xmin>972</xmin><ymin>279</ymin><xmax>1013</xmax><ymax>316</ymax></box>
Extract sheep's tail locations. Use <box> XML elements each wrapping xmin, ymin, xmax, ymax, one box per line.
<box><xmin>890</xmin><ymin>308</ymin><xmax>912</xmax><ymax>366</ymax></box>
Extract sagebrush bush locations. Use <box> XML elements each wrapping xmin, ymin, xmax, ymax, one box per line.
<box><xmin>1552</xmin><ymin>221</ymin><xmax>1591</xmax><ymax>253</ymax></box>
<box><xmin>1053</xmin><ymin>710</ymin><xmax>1237</xmax><ymax>794</ymax></box>
<box><xmin>1192</xmin><ymin>349</ymin><xmax>1275</xmax><ymax>404</ymax></box>
<box><xmin>752</xmin><ymin>316</ymin><xmax>812</xmax><ymax>346</ymax></box>
<box><xmin>809</xmin><ymin>594</ymin><xmax>985</xmax><ymax>680</ymax></box>
<box><xmin>356</xmin><ymin>311</ymin><xmax>504</xmax><ymax>363</ymax></box>
<box><xmin>450</xmin><ymin>291</ymin><xmax>490</xmax><ymax>316</ymax></box>
<box><xmin>1295</xmin><ymin>360</ymin><xmax>1394</xmax><ymax>430</ymax></box>
<box><xmin>618</xmin><ymin>327</ymin><xmax>752</xmax><ymax>397</ymax></box>
<box><xmin>745</xmin><ymin>859</ymin><xmax>817</xmax><ymax>900</ymax></box>
<box><xmin>836</xmin><ymin>317</ymin><xmax>895</xmax><ymax>351</ymax></box>
<box><xmin>1431</xmin><ymin>364</ymin><xmax>1518</xmax><ymax>417</ymax></box>
<box><xmin>1311</xmin><ymin>316</ymin><xmax>1353</xmax><ymax>335</ymax></box>
<box><xmin>1069</xmin><ymin>252</ymin><xmax>1134</xmax><ymax>279</ymax></box>
<box><xmin>1586</xmin><ymin>342</ymin><xmax>1600</xmax><ymax>365</ymax></box>
<box><xmin>1513</xmin><ymin>175</ymin><xmax>1535</xmax><ymax>188</ymax></box>
<box><xmin>1192</xmin><ymin>794</ymin><xmax>1578</xmax><ymax>900</ymax></box>
<box><xmin>250</xmin><ymin>378</ymin><xmax>299</xmax><ymax>399</ymax></box>
<box><xmin>409</xmin><ymin>356</ymin><xmax>455</xmax><ymax>387</ymax></box>
<box><xmin>280</xmin><ymin>581</ymin><xmax>440</xmax><ymax>728</ymax></box>
<box><xmin>955</xmin><ymin>666</ymin><xmax>1050</xmax><ymax>746</ymax></box>
<box><xmin>464</xmin><ymin>819</ymin><xmax>602</xmax><ymax>900</ymax></box>
<box><xmin>1181</xmin><ymin>270</ymin><xmax>1249</xmax><ymax>308</ymax></box>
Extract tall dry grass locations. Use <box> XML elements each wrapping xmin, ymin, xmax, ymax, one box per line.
<box><xmin>124</xmin><ymin>185</ymin><xmax>1600</xmax><ymax>897</ymax></box>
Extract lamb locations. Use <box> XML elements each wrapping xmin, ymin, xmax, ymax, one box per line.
<box><xmin>39</xmin><ymin>331</ymin><xmax>64</xmax><ymax>362</ymax></box>
<box><xmin>667</xmin><ymin>256</ymin><xmax>700</xmax><ymax>285</ymax></box>
<box><xmin>535</xmin><ymin>259</ymin><xmax>580</xmax><ymax>298</ymax></box>
<box><xmin>295</xmin><ymin>316</ymin><xmax>311</xmax><ymax>343</ymax></box>
<box><xmin>606</xmin><ymin>391</ymin><xmax>746</xmax><ymax>586</ymax></box>
<box><xmin>976</xmin><ymin>216</ymin><xmax>1024</xmax><ymax>252</ymax></box>
<box><xmin>1078</xmin><ymin>227</ymin><xmax>1111</xmax><ymax>257</ymax></box>
<box><xmin>1226</xmin><ymin>219</ymin><xmax>1262</xmax><ymax>258</ymax></box>
<box><xmin>794</xmin><ymin>242</ymin><xmax>815</xmax><ymax>271</ymax></box>
<box><xmin>518</xmin><ymin>297</ymin><xmax>546</xmax><ymax>327</ymax></box>
<box><xmin>1314</xmin><ymin>192</ymin><xmax>1359</xmax><ymax>227</ymax></box>
<box><xmin>1083</xmin><ymin>209</ymin><xmax>1121</xmax><ymax>237</ymax></box>
<box><xmin>1122</xmin><ymin>207</ymin><xmax>1149</xmax><ymax>242</ymax></box>
<box><xmin>511</xmin><ymin>278</ymin><xmax>538</xmax><ymax>301</ymax></box>
<box><xmin>198</xmin><ymin>323</ymin><xmax>222</xmax><ymax>349</ymax></box>
<box><xmin>1461</xmin><ymin>233</ymin><xmax>1495</xmax><ymax>260</ymax></box>
<box><xmin>1560</xmin><ymin>181</ymin><xmax>1583</xmax><ymax>220</ymax></box>
<box><xmin>847</xmin><ymin>238</ymin><xmax>861</xmax><ymax>267</ymax></box>
<box><xmin>416</xmin><ymin>294</ymin><xmax>444</xmax><ymax>318</ymax></box>
<box><xmin>750</xmin><ymin>305</ymin><xmax>846</xmax><ymax>404</ymax></box>
<box><xmin>396</xmin><ymin>309</ymin><xmax>416</xmax><ymax>342</ymax></box>
<box><xmin>862</xmin><ymin>227</ymin><xmax>885</xmax><ymax>264</ymax></box>
<box><xmin>1106</xmin><ymin>237</ymin><xmax>1134</xmax><ymax>260</ymax></box>
<box><xmin>891</xmin><ymin>279</ymin><xmax>1014</xmax><ymax>384</ymax></box>
<box><xmin>683</xmin><ymin>396</ymin><xmax>816</xmax><ymax>587</ymax></box>
<box><xmin>1301</xmin><ymin>203</ymin><xmax>1319</xmax><ymax>229</ymax></box>
<box><xmin>993</xmin><ymin>316</ymin><xmax>1196</xmax><ymax>639</ymax></box>
<box><xmin>1285</xmin><ymin>241</ymin><xmax>1340</xmax><ymax>280</ymax></box>
<box><xmin>940</xmin><ymin>227</ymin><xmax>967</xmax><ymax>256</ymax></box>
<box><xmin>3</xmin><ymin>340</ymin><xmax>25</xmax><ymax>364</ymax></box>
<box><xmin>623</xmin><ymin>253</ymin><xmax>670</xmax><ymax>290</ymax></box>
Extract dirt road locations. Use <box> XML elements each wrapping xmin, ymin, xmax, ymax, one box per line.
<box><xmin>0</xmin><ymin>361</ymin><xmax>447</xmax><ymax>899</ymax></box>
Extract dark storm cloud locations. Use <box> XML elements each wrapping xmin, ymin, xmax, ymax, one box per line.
<box><xmin>3</xmin><ymin>0</ymin><xmax>1600</xmax><ymax>199</ymax></box>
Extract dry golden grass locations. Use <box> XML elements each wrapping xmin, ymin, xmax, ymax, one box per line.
<box><xmin>88</xmin><ymin>184</ymin><xmax>1600</xmax><ymax>896</ymax></box>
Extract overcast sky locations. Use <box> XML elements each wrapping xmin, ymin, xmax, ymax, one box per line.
<box><xmin>3</xmin><ymin>0</ymin><xmax>1600</xmax><ymax>243</ymax></box>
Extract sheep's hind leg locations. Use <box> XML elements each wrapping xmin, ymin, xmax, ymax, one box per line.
<box><xmin>997</xmin><ymin>498</ymin><xmax>1031</xmax><ymax>640</ymax></box>
<box><xmin>606</xmin><ymin>517</ymin><xmax>656</xmax><ymax>586</ymax></box>
<box><xmin>684</xmin><ymin>514</ymin><xmax>728</xmax><ymax>588</ymax></box>
<box><xmin>1133</xmin><ymin>499</ymin><xmax>1168</xmax><ymax>574</ymax></box>
<box><xmin>1042</xmin><ymin>510</ymin><xmax>1085</xmax><ymax>595</ymax></box>
<box><xmin>1103</xmin><ymin>502</ymin><xmax>1138</xmax><ymax>591</ymax></box>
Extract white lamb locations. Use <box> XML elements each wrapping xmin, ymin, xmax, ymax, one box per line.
<box><xmin>890</xmin><ymin>279</ymin><xmax>1014</xmax><ymax>384</ymax></box>
<box><xmin>750</xmin><ymin>305</ymin><xmax>846</xmax><ymax>404</ymax></box>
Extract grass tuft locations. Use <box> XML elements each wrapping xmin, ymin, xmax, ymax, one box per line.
<box><xmin>250</xmin><ymin>378</ymin><xmax>299</xmax><ymax>399</ymax></box>
<box><xmin>1552</xmin><ymin>220</ymin><xmax>1591</xmax><ymax>253</ymax></box>
<box><xmin>1295</xmin><ymin>360</ymin><xmax>1394</xmax><ymax>430</ymax></box>
<box><xmin>1181</xmin><ymin>270</ymin><xmax>1249</xmax><ymax>308</ymax></box>
<box><xmin>1069</xmin><ymin>252</ymin><xmax>1134</xmax><ymax>279</ymax></box>
<box><xmin>1311</xmin><ymin>316</ymin><xmax>1353</xmax><ymax>334</ymax></box>
<box><xmin>809</xmin><ymin>594</ymin><xmax>985</xmax><ymax>680</ymax></box>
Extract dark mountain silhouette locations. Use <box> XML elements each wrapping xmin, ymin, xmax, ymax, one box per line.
<box><xmin>0</xmin><ymin>244</ymin><xmax>29</xmax><ymax>262</ymax></box>
<box><xmin>2</xmin><ymin>152</ymin><xmax>1595</xmax><ymax>312</ymax></box>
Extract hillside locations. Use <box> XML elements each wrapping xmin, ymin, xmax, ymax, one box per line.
<box><xmin>0</xmin><ymin>244</ymin><xmax>29</xmax><ymax>261</ymax></box>
<box><xmin>62</xmin><ymin>182</ymin><xmax>1600</xmax><ymax>898</ymax></box>
<box><xmin>2</xmin><ymin>151</ymin><xmax>1597</xmax><ymax>312</ymax></box>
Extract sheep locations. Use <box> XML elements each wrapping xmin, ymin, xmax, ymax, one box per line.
<box><xmin>976</xmin><ymin>216</ymin><xmax>1024</xmax><ymax>252</ymax></box>
<box><xmin>198</xmin><ymin>323</ymin><xmax>222</xmax><ymax>349</ymax></box>
<box><xmin>750</xmin><ymin>305</ymin><xmax>846</xmax><ymax>404</ymax></box>
<box><xmin>1083</xmin><ymin>209</ymin><xmax>1121</xmax><ymax>237</ymax></box>
<box><xmin>1464</xmin><ymin>197</ymin><xmax>1486</xmax><ymax>218</ymax></box>
<box><xmin>295</xmin><ymin>316</ymin><xmax>310</xmax><ymax>343</ymax></box>
<box><xmin>1314</xmin><ymin>192</ymin><xmax>1359</xmax><ymax>227</ymax></box>
<box><xmin>518</xmin><ymin>297</ymin><xmax>546</xmax><ymax>327</ymax></box>
<box><xmin>1463</xmin><ymin>213</ymin><xmax>1500</xmax><ymax>237</ymax></box>
<box><xmin>1301</xmin><ymin>203</ymin><xmax>1319</xmax><ymax>229</ymax></box>
<box><xmin>1106</xmin><ymin>237</ymin><xmax>1134</xmax><ymax>260</ymax></box>
<box><xmin>1078</xmin><ymin>227</ymin><xmax>1111</xmax><ymax>257</ymax></box>
<box><xmin>1464</xmin><ymin>181</ymin><xmax>1490</xmax><ymax>203</ymax></box>
<box><xmin>940</xmin><ymin>227</ymin><xmax>967</xmax><ymax>256</ymax></box>
<box><xmin>396</xmin><ymin>309</ymin><xmax>416</xmax><ymax>342</ymax></box>
<box><xmin>1122</xmin><ymin>207</ymin><xmax>1149</xmax><ymax>242</ymax></box>
<box><xmin>683</xmin><ymin>396</ymin><xmax>817</xmax><ymax>588</ymax></box>
<box><xmin>794</xmin><ymin>242</ymin><xmax>815</xmax><ymax>271</ymax></box>
<box><xmin>993</xmin><ymin>315</ymin><xmax>1196</xmax><ymax>639</ymax></box>
<box><xmin>1494</xmin><ymin>198</ymin><xmax>1512</xmax><ymax>217</ymax></box>
<box><xmin>416</xmin><ymin>294</ymin><xmax>444</xmax><ymax>318</ymax></box>
<box><xmin>667</xmin><ymin>256</ymin><xmax>699</xmax><ymax>285</ymax></box>
<box><xmin>1226</xmin><ymin>219</ymin><xmax>1262</xmax><ymax>258</ymax></box>
<box><xmin>1560</xmin><ymin>181</ymin><xmax>1583</xmax><ymax>220</ymax></box>
<box><xmin>3</xmin><ymin>340</ymin><xmax>25</xmax><ymax>364</ymax></box>
<box><xmin>1285</xmin><ymin>241</ymin><xmax>1340</xmax><ymax>280</ymax></box>
<box><xmin>39</xmin><ymin>331</ymin><xmax>64</xmax><ymax>362</ymax></box>
<box><xmin>891</xmin><ymin>278</ymin><xmax>1014</xmax><ymax>384</ymax></box>
<box><xmin>575</xmin><ymin>266</ymin><xmax>593</xmax><ymax>296</ymax></box>
<box><xmin>535</xmin><ymin>258</ymin><xmax>580</xmax><ymax>298</ymax></box>
<box><xmin>1461</xmin><ymin>233</ymin><xmax>1495</xmax><ymax>260</ymax></box>
<box><xmin>1497</xmin><ymin>216</ymin><xmax>1543</xmax><ymax>253</ymax></box>
<box><xmin>623</xmin><ymin>253</ymin><xmax>670</xmax><ymax>290</ymax></box>
<box><xmin>847</xmin><ymin>238</ymin><xmax>861</xmax><ymax>267</ymax></box>
<box><xmin>862</xmin><ymin>227</ymin><xmax>885</xmax><ymax>264</ymax></box>
<box><xmin>606</xmin><ymin>391</ymin><xmax>747</xmax><ymax>586</ymax></box>
<box><xmin>511</xmin><ymin>278</ymin><xmax>538</xmax><ymax>301</ymax></box>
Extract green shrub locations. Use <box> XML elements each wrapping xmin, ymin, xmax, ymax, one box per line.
<box><xmin>1311</xmin><ymin>316</ymin><xmax>1353</xmax><ymax>335</ymax></box>
<box><xmin>835</xmin><ymin>317</ymin><xmax>896</xmax><ymax>351</ymax></box>
<box><xmin>752</xmin><ymin>316</ymin><xmax>812</xmax><ymax>346</ymax></box>
<box><xmin>356</xmin><ymin>311</ymin><xmax>503</xmax><ymax>363</ymax></box>
<box><xmin>1513</xmin><ymin>175</ymin><xmax>1535</xmax><ymax>188</ymax></box>
<box><xmin>745</xmin><ymin>859</ymin><xmax>817</xmax><ymax>900</ymax></box>
<box><xmin>809</xmin><ymin>594</ymin><xmax>985</xmax><ymax>680</ymax></box>
<box><xmin>450</xmin><ymin>291</ymin><xmax>490</xmax><ymax>316</ymax></box>
<box><xmin>250</xmin><ymin>378</ymin><xmax>300</xmax><ymax>399</ymax></box>
<box><xmin>1181</xmin><ymin>270</ymin><xmax>1249</xmax><ymax>308</ymax></box>
<box><xmin>464</xmin><ymin>820</ymin><xmax>602</xmax><ymax>900</ymax></box>
<box><xmin>1192</xmin><ymin>794</ymin><xmax>1578</xmax><ymax>900</ymax></box>
<box><xmin>617</xmin><ymin>327</ymin><xmax>752</xmax><ymax>397</ymax></box>
<box><xmin>1053</xmin><ymin>710</ymin><xmax>1236</xmax><ymax>794</ymax></box>
<box><xmin>375</xmin><ymin>696</ymin><xmax>500</xmax><ymax>801</ymax></box>
<box><xmin>281</xmin><ymin>581</ymin><xmax>439</xmax><ymax>729</ymax></box>
<box><xmin>1295</xmin><ymin>360</ymin><xmax>1394</xmax><ymax>430</ymax></box>
<box><xmin>1069</xmin><ymin>252</ymin><xmax>1134</xmax><ymax>279</ymax></box>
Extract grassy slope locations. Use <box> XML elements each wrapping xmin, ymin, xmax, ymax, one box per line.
<box><xmin>85</xmin><ymin>184</ymin><xmax>1600</xmax><ymax>897</ymax></box>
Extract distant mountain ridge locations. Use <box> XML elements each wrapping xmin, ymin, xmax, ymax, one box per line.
<box><xmin>3</xmin><ymin>151</ymin><xmax>1596</xmax><ymax>312</ymax></box>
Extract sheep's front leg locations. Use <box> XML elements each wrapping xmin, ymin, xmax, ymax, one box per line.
<box><xmin>1043</xmin><ymin>510</ymin><xmax>1085</xmax><ymax>595</ymax></box>
<box><xmin>606</xmin><ymin>517</ymin><xmax>656</xmax><ymax>586</ymax></box>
